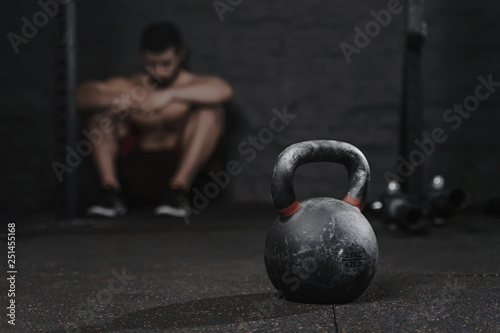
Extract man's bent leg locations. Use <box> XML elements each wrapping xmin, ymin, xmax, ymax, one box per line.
<box><xmin>155</xmin><ymin>105</ymin><xmax>224</xmax><ymax>217</ymax></box>
<box><xmin>86</xmin><ymin>112</ymin><xmax>128</xmax><ymax>217</ymax></box>
<box><xmin>172</xmin><ymin>105</ymin><xmax>225</xmax><ymax>190</ymax></box>
<box><xmin>87</xmin><ymin>112</ymin><xmax>123</xmax><ymax>189</ymax></box>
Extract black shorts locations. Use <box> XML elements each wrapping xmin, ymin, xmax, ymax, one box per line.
<box><xmin>117</xmin><ymin>149</ymin><xmax>179</xmax><ymax>206</ymax></box>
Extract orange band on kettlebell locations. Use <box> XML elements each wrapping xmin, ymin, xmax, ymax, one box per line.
<box><xmin>278</xmin><ymin>200</ymin><xmax>301</xmax><ymax>217</ymax></box>
<box><xmin>343</xmin><ymin>195</ymin><xmax>364</xmax><ymax>211</ymax></box>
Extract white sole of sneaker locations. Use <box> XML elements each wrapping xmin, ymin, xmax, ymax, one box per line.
<box><xmin>154</xmin><ymin>205</ymin><xmax>189</xmax><ymax>218</ymax></box>
<box><xmin>87</xmin><ymin>206</ymin><xmax>127</xmax><ymax>218</ymax></box>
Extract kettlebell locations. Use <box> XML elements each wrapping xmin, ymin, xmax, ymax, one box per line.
<box><xmin>264</xmin><ymin>140</ymin><xmax>378</xmax><ymax>304</ymax></box>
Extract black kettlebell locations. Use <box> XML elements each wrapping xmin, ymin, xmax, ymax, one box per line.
<box><xmin>264</xmin><ymin>140</ymin><xmax>378</xmax><ymax>304</ymax></box>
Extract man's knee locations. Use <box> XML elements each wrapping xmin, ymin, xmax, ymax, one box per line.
<box><xmin>83</xmin><ymin>112</ymin><xmax>120</xmax><ymax>145</ymax></box>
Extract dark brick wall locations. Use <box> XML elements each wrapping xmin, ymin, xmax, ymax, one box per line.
<box><xmin>2</xmin><ymin>0</ymin><xmax>499</xmax><ymax>214</ymax></box>
<box><xmin>1</xmin><ymin>1</ymin><xmax>57</xmax><ymax>213</ymax></box>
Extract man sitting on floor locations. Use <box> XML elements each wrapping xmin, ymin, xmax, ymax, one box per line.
<box><xmin>76</xmin><ymin>22</ymin><xmax>233</xmax><ymax>218</ymax></box>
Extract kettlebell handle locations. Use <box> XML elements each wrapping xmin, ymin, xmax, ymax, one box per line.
<box><xmin>271</xmin><ymin>140</ymin><xmax>370</xmax><ymax>217</ymax></box>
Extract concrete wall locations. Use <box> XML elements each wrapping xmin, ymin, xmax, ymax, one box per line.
<box><xmin>2</xmin><ymin>0</ymin><xmax>499</xmax><ymax>214</ymax></box>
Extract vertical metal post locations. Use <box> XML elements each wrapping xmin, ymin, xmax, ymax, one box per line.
<box><xmin>55</xmin><ymin>0</ymin><xmax>78</xmax><ymax>221</ymax></box>
<box><xmin>400</xmin><ymin>0</ymin><xmax>426</xmax><ymax>200</ymax></box>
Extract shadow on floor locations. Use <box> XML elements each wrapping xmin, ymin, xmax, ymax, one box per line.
<box><xmin>67</xmin><ymin>292</ymin><xmax>331</xmax><ymax>332</ymax></box>
<box><xmin>59</xmin><ymin>278</ymin><xmax>398</xmax><ymax>332</ymax></box>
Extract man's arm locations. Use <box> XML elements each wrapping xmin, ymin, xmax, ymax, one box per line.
<box><xmin>139</xmin><ymin>76</ymin><xmax>233</xmax><ymax>112</ymax></box>
<box><xmin>76</xmin><ymin>77</ymin><xmax>133</xmax><ymax>112</ymax></box>
<box><xmin>169</xmin><ymin>76</ymin><xmax>234</xmax><ymax>105</ymax></box>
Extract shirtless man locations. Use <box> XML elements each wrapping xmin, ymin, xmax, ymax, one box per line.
<box><xmin>76</xmin><ymin>22</ymin><xmax>233</xmax><ymax>218</ymax></box>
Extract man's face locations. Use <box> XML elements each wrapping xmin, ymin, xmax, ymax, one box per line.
<box><xmin>142</xmin><ymin>47</ymin><xmax>185</xmax><ymax>85</ymax></box>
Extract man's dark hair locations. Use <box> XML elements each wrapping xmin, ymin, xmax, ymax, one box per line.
<box><xmin>141</xmin><ymin>22</ymin><xmax>184</xmax><ymax>53</ymax></box>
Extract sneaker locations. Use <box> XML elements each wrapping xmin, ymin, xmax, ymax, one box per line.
<box><xmin>87</xmin><ymin>187</ymin><xmax>127</xmax><ymax>218</ymax></box>
<box><xmin>154</xmin><ymin>187</ymin><xmax>190</xmax><ymax>218</ymax></box>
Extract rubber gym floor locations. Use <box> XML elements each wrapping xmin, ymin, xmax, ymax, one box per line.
<box><xmin>2</xmin><ymin>202</ymin><xmax>499</xmax><ymax>332</ymax></box>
